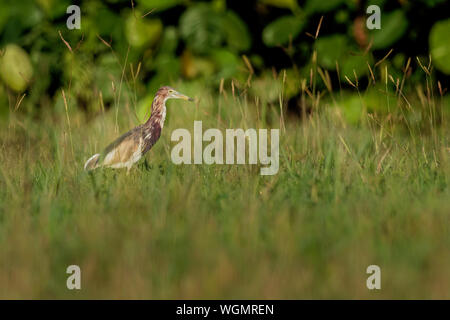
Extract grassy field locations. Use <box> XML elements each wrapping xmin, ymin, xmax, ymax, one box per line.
<box><xmin>0</xmin><ymin>70</ymin><xmax>449</xmax><ymax>299</ymax></box>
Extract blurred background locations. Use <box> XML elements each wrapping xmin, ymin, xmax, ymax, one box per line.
<box><xmin>0</xmin><ymin>0</ymin><xmax>449</xmax><ymax>123</ymax></box>
<box><xmin>1</xmin><ymin>0</ymin><xmax>450</xmax><ymax>299</ymax></box>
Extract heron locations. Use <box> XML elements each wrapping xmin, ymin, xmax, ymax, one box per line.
<box><xmin>84</xmin><ymin>86</ymin><xmax>193</xmax><ymax>173</ymax></box>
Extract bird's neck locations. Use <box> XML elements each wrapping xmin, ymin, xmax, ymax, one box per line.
<box><xmin>145</xmin><ymin>96</ymin><xmax>167</xmax><ymax>127</ymax></box>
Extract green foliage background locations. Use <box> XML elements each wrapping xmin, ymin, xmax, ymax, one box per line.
<box><xmin>0</xmin><ymin>0</ymin><xmax>450</xmax><ymax>299</ymax></box>
<box><xmin>0</xmin><ymin>0</ymin><xmax>449</xmax><ymax>120</ymax></box>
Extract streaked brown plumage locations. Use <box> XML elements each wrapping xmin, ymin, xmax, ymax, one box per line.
<box><xmin>84</xmin><ymin>86</ymin><xmax>193</xmax><ymax>172</ymax></box>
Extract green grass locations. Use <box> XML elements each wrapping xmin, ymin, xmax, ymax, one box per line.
<box><xmin>0</xmin><ymin>70</ymin><xmax>449</xmax><ymax>299</ymax></box>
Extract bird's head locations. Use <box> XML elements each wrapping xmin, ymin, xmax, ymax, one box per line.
<box><xmin>158</xmin><ymin>86</ymin><xmax>194</xmax><ymax>102</ymax></box>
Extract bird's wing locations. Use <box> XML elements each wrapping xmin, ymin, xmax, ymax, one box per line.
<box><xmin>100</xmin><ymin>126</ymin><xmax>143</xmax><ymax>167</ymax></box>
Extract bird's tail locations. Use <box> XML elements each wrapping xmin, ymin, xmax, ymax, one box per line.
<box><xmin>84</xmin><ymin>153</ymin><xmax>101</xmax><ymax>171</ymax></box>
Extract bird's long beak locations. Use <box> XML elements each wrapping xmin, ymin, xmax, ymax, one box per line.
<box><xmin>175</xmin><ymin>91</ymin><xmax>194</xmax><ymax>102</ymax></box>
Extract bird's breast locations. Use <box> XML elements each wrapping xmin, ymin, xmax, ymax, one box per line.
<box><xmin>141</xmin><ymin>122</ymin><xmax>162</xmax><ymax>155</ymax></box>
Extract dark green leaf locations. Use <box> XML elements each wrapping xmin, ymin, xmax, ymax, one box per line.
<box><xmin>370</xmin><ymin>10</ymin><xmax>408</xmax><ymax>49</ymax></box>
<box><xmin>222</xmin><ymin>11</ymin><xmax>251</xmax><ymax>51</ymax></box>
<box><xmin>262</xmin><ymin>15</ymin><xmax>305</xmax><ymax>47</ymax></box>
<box><xmin>139</xmin><ymin>0</ymin><xmax>184</xmax><ymax>11</ymax></box>
<box><xmin>315</xmin><ymin>35</ymin><xmax>347</xmax><ymax>70</ymax></box>
<box><xmin>179</xmin><ymin>4</ymin><xmax>224</xmax><ymax>54</ymax></box>
<box><xmin>430</xmin><ymin>18</ymin><xmax>450</xmax><ymax>74</ymax></box>
<box><xmin>305</xmin><ymin>0</ymin><xmax>345</xmax><ymax>13</ymax></box>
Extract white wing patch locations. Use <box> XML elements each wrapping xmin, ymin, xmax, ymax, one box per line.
<box><xmin>84</xmin><ymin>153</ymin><xmax>100</xmax><ymax>170</ymax></box>
<box><xmin>160</xmin><ymin>107</ymin><xmax>166</xmax><ymax>128</ymax></box>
